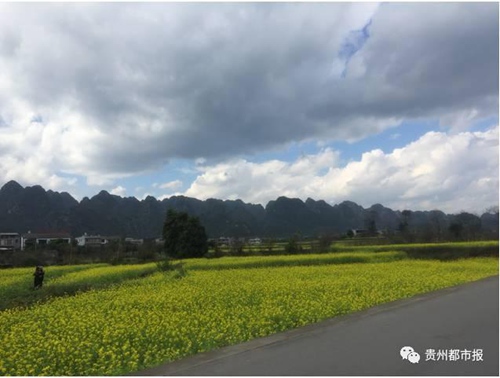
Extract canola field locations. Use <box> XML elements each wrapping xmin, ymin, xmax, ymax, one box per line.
<box><xmin>0</xmin><ymin>263</ymin><xmax>157</xmax><ymax>311</ymax></box>
<box><xmin>0</xmin><ymin>254</ymin><xmax>498</xmax><ymax>375</ymax></box>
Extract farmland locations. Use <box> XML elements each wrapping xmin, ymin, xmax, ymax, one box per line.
<box><xmin>0</xmin><ymin>242</ymin><xmax>498</xmax><ymax>375</ymax></box>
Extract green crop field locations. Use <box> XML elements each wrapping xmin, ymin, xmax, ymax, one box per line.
<box><xmin>211</xmin><ymin>240</ymin><xmax>499</xmax><ymax>258</ymax></box>
<box><xmin>185</xmin><ymin>250</ymin><xmax>407</xmax><ymax>270</ymax></box>
<box><xmin>330</xmin><ymin>240</ymin><xmax>499</xmax><ymax>252</ymax></box>
<box><xmin>0</xmin><ymin>263</ymin><xmax>157</xmax><ymax>311</ymax></box>
<box><xmin>0</xmin><ymin>248</ymin><xmax>497</xmax><ymax>376</ymax></box>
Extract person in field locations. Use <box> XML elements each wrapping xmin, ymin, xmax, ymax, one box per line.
<box><xmin>33</xmin><ymin>266</ymin><xmax>45</xmax><ymax>289</ymax></box>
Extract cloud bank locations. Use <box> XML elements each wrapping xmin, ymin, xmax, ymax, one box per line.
<box><xmin>184</xmin><ymin>127</ymin><xmax>499</xmax><ymax>213</ymax></box>
<box><xmin>0</xmin><ymin>3</ymin><xmax>497</xmax><ymax>213</ymax></box>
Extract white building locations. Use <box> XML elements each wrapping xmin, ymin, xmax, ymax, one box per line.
<box><xmin>75</xmin><ymin>234</ymin><xmax>110</xmax><ymax>247</ymax></box>
<box><xmin>125</xmin><ymin>237</ymin><xmax>144</xmax><ymax>246</ymax></box>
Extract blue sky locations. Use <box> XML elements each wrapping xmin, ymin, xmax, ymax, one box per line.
<box><xmin>0</xmin><ymin>2</ymin><xmax>498</xmax><ymax>213</ymax></box>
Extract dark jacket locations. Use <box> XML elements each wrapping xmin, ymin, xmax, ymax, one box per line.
<box><xmin>33</xmin><ymin>267</ymin><xmax>45</xmax><ymax>288</ymax></box>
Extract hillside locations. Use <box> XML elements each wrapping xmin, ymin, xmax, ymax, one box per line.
<box><xmin>0</xmin><ymin>181</ymin><xmax>497</xmax><ymax>239</ymax></box>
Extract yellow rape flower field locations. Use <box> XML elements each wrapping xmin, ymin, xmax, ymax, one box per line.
<box><xmin>0</xmin><ymin>255</ymin><xmax>498</xmax><ymax>376</ymax></box>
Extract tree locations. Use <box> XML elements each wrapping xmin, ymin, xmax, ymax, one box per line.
<box><xmin>449</xmin><ymin>222</ymin><xmax>464</xmax><ymax>240</ymax></box>
<box><xmin>318</xmin><ymin>233</ymin><xmax>334</xmax><ymax>253</ymax></box>
<box><xmin>228</xmin><ymin>239</ymin><xmax>246</xmax><ymax>256</ymax></box>
<box><xmin>455</xmin><ymin>212</ymin><xmax>481</xmax><ymax>241</ymax></box>
<box><xmin>485</xmin><ymin>205</ymin><xmax>499</xmax><ymax>215</ymax></box>
<box><xmin>398</xmin><ymin>210</ymin><xmax>413</xmax><ymax>242</ymax></box>
<box><xmin>263</xmin><ymin>238</ymin><xmax>276</xmax><ymax>255</ymax></box>
<box><xmin>364</xmin><ymin>210</ymin><xmax>378</xmax><ymax>236</ymax></box>
<box><xmin>163</xmin><ymin>209</ymin><xmax>208</xmax><ymax>258</ymax></box>
<box><xmin>284</xmin><ymin>235</ymin><xmax>303</xmax><ymax>254</ymax></box>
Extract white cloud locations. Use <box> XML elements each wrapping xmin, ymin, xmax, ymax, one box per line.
<box><xmin>184</xmin><ymin>127</ymin><xmax>499</xmax><ymax>213</ymax></box>
<box><xmin>438</xmin><ymin>109</ymin><xmax>481</xmax><ymax>131</ymax></box>
<box><xmin>185</xmin><ymin>148</ymin><xmax>339</xmax><ymax>202</ymax></box>
<box><xmin>0</xmin><ymin>97</ymin><xmax>115</xmax><ymax>189</ymax></box>
<box><xmin>159</xmin><ymin>180</ymin><xmax>183</xmax><ymax>190</ymax></box>
<box><xmin>110</xmin><ymin>186</ymin><xmax>127</xmax><ymax>196</ymax></box>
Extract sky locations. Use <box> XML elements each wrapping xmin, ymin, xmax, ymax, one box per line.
<box><xmin>0</xmin><ymin>2</ymin><xmax>498</xmax><ymax>214</ymax></box>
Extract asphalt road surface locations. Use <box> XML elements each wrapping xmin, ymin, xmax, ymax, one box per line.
<box><xmin>134</xmin><ymin>275</ymin><xmax>499</xmax><ymax>376</ymax></box>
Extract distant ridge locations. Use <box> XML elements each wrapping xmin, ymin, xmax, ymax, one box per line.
<box><xmin>0</xmin><ymin>181</ymin><xmax>497</xmax><ymax>239</ymax></box>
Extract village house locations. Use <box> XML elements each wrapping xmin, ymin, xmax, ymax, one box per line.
<box><xmin>21</xmin><ymin>232</ymin><xmax>72</xmax><ymax>250</ymax></box>
<box><xmin>76</xmin><ymin>234</ymin><xmax>108</xmax><ymax>247</ymax></box>
<box><xmin>125</xmin><ymin>237</ymin><xmax>144</xmax><ymax>246</ymax></box>
<box><xmin>75</xmin><ymin>233</ymin><xmax>121</xmax><ymax>247</ymax></box>
<box><xmin>0</xmin><ymin>233</ymin><xmax>22</xmax><ymax>251</ymax></box>
<box><xmin>248</xmin><ymin>238</ymin><xmax>262</xmax><ymax>245</ymax></box>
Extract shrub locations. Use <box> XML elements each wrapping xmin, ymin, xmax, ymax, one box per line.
<box><xmin>156</xmin><ymin>257</ymin><xmax>187</xmax><ymax>279</ymax></box>
<box><xmin>284</xmin><ymin>237</ymin><xmax>303</xmax><ymax>254</ymax></box>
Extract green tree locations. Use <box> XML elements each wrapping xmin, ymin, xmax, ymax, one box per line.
<box><xmin>450</xmin><ymin>212</ymin><xmax>482</xmax><ymax>241</ymax></box>
<box><xmin>163</xmin><ymin>209</ymin><xmax>208</xmax><ymax>258</ymax></box>
<box><xmin>228</xmin><ymin>239</ymin><xmax>246</xmax><ymax>256</ymax></box>
<box><xmin>284</xmin><ymin>235</ymin><xmax>303</xmax><ymax>254</ymax></box>
<box><xmin>318</xmin><ymin>234</ymin><xmax>334</xmax><ymax>253</ymax></box>
<box><xmin>364</xmin><ymin>210</ymin><xmax>378</xmax><ymax>236</ymax></box>
<box><xmin>398</xmin><ymin>210</ymin><xmax>413</xmax><ymax>242</ymax></box>
<box><xmin>449</xmin><ymin>222</ymin><xmax>464</xmax><ymax>240</ymax></box>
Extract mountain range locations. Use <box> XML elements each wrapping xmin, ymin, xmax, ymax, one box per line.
<box><xmin>0</xmin><ymin>180</ymin><xmax>497</xmax><ymax>239</ymax></box>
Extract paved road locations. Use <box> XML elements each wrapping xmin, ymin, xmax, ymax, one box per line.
<box><xmin>135</xmin><ymin>276</ymin><xmax>499</xmax><ymax>376</ymax></box>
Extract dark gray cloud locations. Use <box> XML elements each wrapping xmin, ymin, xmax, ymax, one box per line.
<box><xmin>0</xmin><ymin>2</ymin><xmax>497</xmax><ymax>178</ymax></box>
<box><xmin>310</xmin><ymin>11</ymin><xmax>497</xmax><ymax>123</ymax></box>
